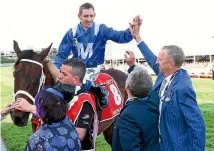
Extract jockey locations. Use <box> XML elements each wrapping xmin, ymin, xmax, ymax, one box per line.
<box><xmin>53</xmin><ymin>2</ymin><xmax>137</xmax><ymax>106</ymax></box>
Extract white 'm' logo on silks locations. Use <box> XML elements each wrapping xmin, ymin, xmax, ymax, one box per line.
<box><xmin>77</xmin><ymin>43</ymin><xmax>93</xmax><ymax>59</ymax></box>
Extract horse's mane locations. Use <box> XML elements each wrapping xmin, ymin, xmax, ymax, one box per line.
<box><xmin>14</xmin><ymin>50</ymin><xmax>40</xmax><ymax>68</ymax></box>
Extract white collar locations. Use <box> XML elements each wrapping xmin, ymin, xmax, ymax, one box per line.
<box><xmin>125</xmin><ymin>97</ymin><xmax>138</xmax><ymax>105</ymax></box>
<box><xmin>165</xmin><ymin>74</ymin><xmax>173</xmax><ymax>83</ymax></box>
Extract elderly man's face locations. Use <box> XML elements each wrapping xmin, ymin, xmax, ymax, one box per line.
<box><xmin>156</xmin><ymin>49</ymin><xmax>173</xmax><ymax>74</ymax></box>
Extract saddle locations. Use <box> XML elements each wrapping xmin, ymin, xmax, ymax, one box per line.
<box><xmin>52</xmin><ymin>81</ymin><xmax>109</xmax><ymax>111</ymax></box>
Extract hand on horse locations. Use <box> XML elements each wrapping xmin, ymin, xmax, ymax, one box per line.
<box><xmin>13</xmin><ymin>98</ymin><xmax>36</xmax><ymax>114</ymax></box>
<box><xmin>1</xmin><ymin>103</ymin><xmax>15</xmax><ymax>118</ymax></box>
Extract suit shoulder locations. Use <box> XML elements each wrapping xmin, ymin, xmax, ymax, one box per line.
<box><xmin>122</xmin><ymin>101</ymin><xmax>150</xmax><ymax>117</ymax></box>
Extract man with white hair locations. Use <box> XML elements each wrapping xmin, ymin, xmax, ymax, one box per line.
<box><xmin>112</xmin><ymin>66</ymin><xmax>160</xmax><ymax>151</ymax></box>
<box><xmin>128</xmin><ymin>17</ymin><xmax>206</xmax><ymax>151</ymax></box>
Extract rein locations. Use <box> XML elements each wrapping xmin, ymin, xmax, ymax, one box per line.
<box><xmin>13</xmin><ymin>59</ymin><xmax>46</xmax><ymax>104</ymax></box>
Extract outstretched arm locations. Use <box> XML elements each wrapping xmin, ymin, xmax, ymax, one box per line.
<box><xmin>129</xmin><ymin>17</ymin><xmax>160</xmax><ymax>75</ymax></box>
<box><xmin>54</xmin><ymin>29</ymin><xmax>73</xmax><ymax>69</ymax></box>
<box><xmin>46</xmin><ymin>61</ymin><xmax>60</xmax><ymax>83</ymax></box>
<box><xmin>101</xmin><ymin>24</ymin><xmax>133</xmax><ymax>43</ymax></box>
<box><xmin>1</xmin><ymin>103</ymin><xmax>14</xmax><ymax>121</ymax></box>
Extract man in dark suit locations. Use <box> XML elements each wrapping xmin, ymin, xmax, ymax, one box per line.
<box><xmin>112</xmin><ymin>66</ymin><xmax>160</xmax><ymax>151</ymax></box>
<box><xmin>127</xmin><ymin>16</ymin><xmax>206</xmax><ymax>151</ymax></box>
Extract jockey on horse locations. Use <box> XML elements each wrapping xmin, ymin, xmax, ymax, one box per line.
<box><xmin>53</xmin><ymin>2</ymin><xmax>136</xmax><ymax>106</ymax></box>
<box><xmin>52</xmin><ymin>3</ymin><xmax>136</xmax><ymax>150</ymax></box>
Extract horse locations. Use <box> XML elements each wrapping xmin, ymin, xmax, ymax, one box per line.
<box><xmin>10</xmin><ymin>40</ymin><xmax>128</xmax><ymax>146</ymax></box>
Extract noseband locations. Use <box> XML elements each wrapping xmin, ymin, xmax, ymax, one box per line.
<box><xmin>13</xmin><ymin>59</ymin><xmax>46</xmax><ymax>104</ymax></box>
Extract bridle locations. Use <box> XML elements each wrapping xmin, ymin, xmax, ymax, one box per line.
<box><xmin>13</xmin><ymin>59</ymin><xmax>46</xmax><ymax>104</ymax></box>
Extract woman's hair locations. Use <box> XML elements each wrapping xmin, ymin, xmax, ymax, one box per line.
<box><xmin>35</xmin><ymin>90</ymin><xmax>67</xmax><ymax>124</ymax></box>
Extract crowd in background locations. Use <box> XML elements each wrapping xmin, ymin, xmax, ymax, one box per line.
<box><xmin>103</xmin><ymin>61</ymin><xmax>214</xmax><ymax>77</ymax></box>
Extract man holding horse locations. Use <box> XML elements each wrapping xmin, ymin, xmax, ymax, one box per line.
<box><xmin>53</xmin><ymin>2</ymin><xmax>139</xmax><ymax>105</ymax></box>
<box><xmin>15</xmin><ymin>58</ymin><xmax>100</xmax><ymax>150</ymax></box>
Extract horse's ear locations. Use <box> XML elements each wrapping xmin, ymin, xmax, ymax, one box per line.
<box><xmin>13</xmin><ymin>40</ymin><xmax>21</xmax><ymax>57</ymax></box>
<box><xmin>40</xmin><ymin>43</ymin><xmax>53</xmax><ymax>60</ymax></box>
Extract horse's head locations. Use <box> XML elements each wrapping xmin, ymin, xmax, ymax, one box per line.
<box><xmin>10</xmin><ymin>40</ymin><xmax>52</xmax><ymax>126</ymax></box>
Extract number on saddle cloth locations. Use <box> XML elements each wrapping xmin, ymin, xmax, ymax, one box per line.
<box><xmin>95</xmin><ymin>73</ymin><xmax>123</xmax><ymax>122</ymax></box>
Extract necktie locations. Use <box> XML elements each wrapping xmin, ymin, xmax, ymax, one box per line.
<box><xmin>159</xmin><ymin>78</ymin><xmax>168</xmax><ymax>97</ymax></box>
<box><xmin>158</xmin><ymin>78</ymin><xmax>168</xmax><ymax>142</ymax></box>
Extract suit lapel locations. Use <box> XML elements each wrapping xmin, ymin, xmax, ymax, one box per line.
<box><xmin>161</xmin><ymin>72</ymin><xmax>180</xmax><ymax>113</ymax></box>
<box><xmin>152</xmin><ymin>74</ymin><xmax>165</xmax><ymax>91</ymax></box>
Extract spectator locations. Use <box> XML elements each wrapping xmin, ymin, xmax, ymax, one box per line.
<box><xmin>24</xmin><ymin>89</ymin><xmax>81</xmax><ymax>151</ymax></box>
<box><xmin>112</xmin><ymin>66</ymin><xmax>160</xmax><ymax>151</ymax></box>
<box><xmin>0</xmin><ymin>103</ymin><xmax>14</xmax><ymax>121</ymax></box>
<box><xmin>128</xmin><ymin>16</ymin><xmax>206</xmax><ymax>151</ymax></box>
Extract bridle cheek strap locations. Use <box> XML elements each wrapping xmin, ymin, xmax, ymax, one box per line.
<box><xmin>13</xmin><ymin>59</ymin><xmax>46</xmax><ymax>104</ymax></box>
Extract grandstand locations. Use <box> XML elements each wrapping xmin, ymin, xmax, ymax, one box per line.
<box><xmin>104</xmin><ymin>41</ymin><xmax>214</xmax><ymax>79</ymax></box>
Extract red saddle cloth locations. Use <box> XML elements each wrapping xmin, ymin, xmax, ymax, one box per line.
<box><xmin>95</xmin><ymin>73</ymin><xmax>123</xmax><ymax>122</ymax></box>
<box><xmin>66</xmin><ymin>72</ymin><xmax>123</xmax><ymax>123</ymax></box>
<box><xmin>66</xmin><ymin>92</ymin><xmax>97</xmax><ymax>123</ymax></box>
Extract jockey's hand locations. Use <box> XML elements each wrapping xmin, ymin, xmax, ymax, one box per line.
<box><xmin>125</xmin><ymin>50</ymin><xmax>136</xmax><ymax>67</ymax></box>
<box><xmin>133</xmin><ymin>15</ymin><xmax>142</xmax><ymax>26</ymax></box>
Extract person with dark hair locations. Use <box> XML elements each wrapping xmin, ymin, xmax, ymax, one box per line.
<box><xmin>53</xmin><ymin>2</ymin><xmax>140</xmax><ymax>108</ymax></box>
<box><xmin>59</xmin><ymin>58</ymin><xmax>98</xmax><ymax>150</ymax></box>
<box><xmin>24</xmin><ymin>89</ymin><xmax>81</xmax><ymax>151</ymax></box>
<box><xmin>112</xmin><ymin>66</ymin><xmax>160</xmax><ymax>151</ymax></box>
<box><xmin>127</xmin><ymin>17</ymin><xmax>206</xmax><ymax>151</ymax></box>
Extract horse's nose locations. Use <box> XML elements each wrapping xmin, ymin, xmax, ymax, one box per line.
<box><xmin>10</xmin><ymin>111</ymin><xmax>29</xmax><ymax>127</ymax></box>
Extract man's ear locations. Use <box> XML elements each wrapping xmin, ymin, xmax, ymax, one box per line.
<box><xmin>73</xmin><ymin>76</ymin><xmax>80</xmax><ymax>84</ymax></box>
<box><xmin>78</xmin><ymin>13</ymin><xmax>81</xmax><ymax>20</ymax></box>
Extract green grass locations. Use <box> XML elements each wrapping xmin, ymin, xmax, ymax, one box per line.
<box><xmin>1</xmin><ymin>66</ymin><xmax>214</xmax><ymax>151</ymax></box>
<box><xmin>0</xmin><ymin>57</ymin><xmax>15</xmax><ymax>63</ymax></box>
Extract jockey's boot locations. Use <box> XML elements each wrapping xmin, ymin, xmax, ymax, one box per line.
<box><xmin>91</xmin><ymin>81</ymin><xmax>109</xmax><ymax>110</ymax></box>
<box><xmin>81</xmin><ymin>80</ymin><xmax>109</xmax><ymax>110</ymax></box>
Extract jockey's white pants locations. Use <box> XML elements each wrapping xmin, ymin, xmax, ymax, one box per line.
<box><xmin>83</xmin><ymin>65</ymin><xmax>101</xmax><ymax>83</ymax></box>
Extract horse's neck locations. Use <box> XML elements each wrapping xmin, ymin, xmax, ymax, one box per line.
<box><xmin>43</xmin><ymin>62</ymin><xmax>55</xmax><ymax>89</ymax></box>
